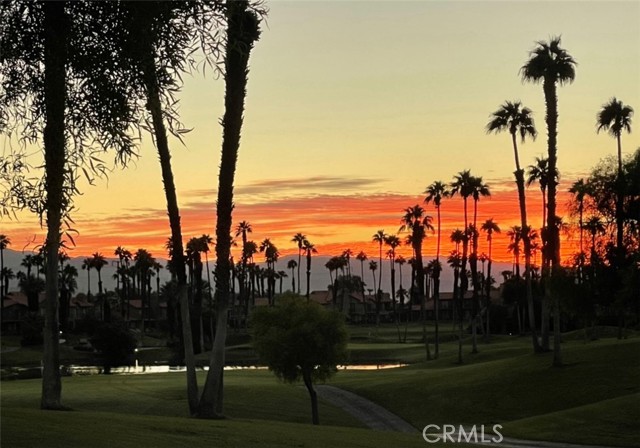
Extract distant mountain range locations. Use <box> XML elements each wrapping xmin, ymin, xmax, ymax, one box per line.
<box><xmin>2</xmin><ymin>248</ymin><xmax>512</xmax><ymax>296</ymax></box>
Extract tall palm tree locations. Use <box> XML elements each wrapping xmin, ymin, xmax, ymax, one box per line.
<box><xmin>424</xmin><ymin>180</ymin><xmax>449</xmax><ymax>358</ymax></box>
<box><xmin>596</xmin><ymin>97</ymin><xmax>634</xmax><ymax>259</ymax></box>
<box><xmin>450</xmin><ymin>170</ymin><xmax>474</xmax><ymax>338</ymax></box>
<box><xmin>468</xmin><ymin>176</ymin><xmax>491</xmax><ymax>353</ymax></box>
<box><xmin>583</xmin><ymin>216</ymin><xmax>605</xmax><ymax>261</ymax></box>
<box><xmin>287</xmin><ymin>259</ymin><xmax>297</xmax><ymax>292</ymax></box>
<box><xmin>235</xmin><ymin>221</ymin><xmax>252</xmax><ymax>307</ymax></box>
<box><xmin>302</xmin><ymin>240</ymin><xmax>317</xmax><ymax>303</ymax></box>
<box><xmin>481</xmin><ymin>218</ymin><xmax>500</xmax><ymax>340</ymax></box>
<box><xmin>597</xmin><ymin>98</ymin><xmax>634</xmax><ymax>176</ymax></box>
<box><xmin>521</xmin><ymin>36</ymin><xmax>576</xmax><ymax>367</ymax></box>
<box><xmin>200</xmin><ymin>3</ymin><xmax>261</xmax><ymax>416</ymax></box>
<box><xmin>81</xmin><ymin>258</ymin><xmax>93</xmax><ymax>300</ymax></box>
<box><xmin>1</xmin><ymin>267</ymin><xmax>15</xmax><ymax>296</ymax></box>
<box><xmin>400</xmin><ymin>205</ymin><xmax>433</xmax><ymax>360</ymax></box>
<box><xmin>521</xmin><ymin>36</ymin><xmax>576</xmax><ymax>273</ymax></box>
<box><xmin>0</xmin><ymin>235</ymin><xmax>10</xmax><ymax>298</ymax></box>
<box><xmin>356</xmin><ymin>251</ymin><xmax>367</xmax><ymax>298</ymax></box>
<box><xmin>90</xmin><ymin>252</ymin><xmax>108</xmax><ymax>321</ymax></box>
<box><xmin>507</xmin><ymin>226</ymin><xmax>523</xmax><ymax>278</ymax></box>
<box><xmin>90</xmin><ymin>252</ymin><xmax>108</xmax><ymax>296</ymax></box>
<box><xmin>292</xmin><ymin>233</ymin><xmax>307</xmax><ymax>295</ymax></box>
<box><xmin>527</xmin><ymin>157</ymin><xmax>550</xmax><ymax>236</ymax></box>
<box><xmin>569</xmin><ymin>179</ymin><xmax>589</xmax><ymax>280</ymax></box>
<box><xmin>259</xmin><ymin>238</ymin><xmax>279</xmax><ymax>305</ymax></box>
<box><xmin>372</xmin><ymin>230</ymin><xmax>386</xmax><ymax>295</ymax></box>
<box><xmin>384</xmin><ymin>235</ymin><xmax>401</xmax><ymax>317</ymax></box>
<box><xmin>369</xmin><ymin>260</ymin><xmax>378</xmax><ymax>324</ymax></box>
<box><xmin>486</xmin><ymin>100</ymin><xmax>539</xmax><ymax>352</ymax></box>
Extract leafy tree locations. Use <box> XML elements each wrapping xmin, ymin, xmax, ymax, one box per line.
<box><xmin>251</xmin><ymin>297</ymin><xmax>348</xmax><ymax>425</ymax></box>
<box><xmin>1</xmin><ymin>0</ymin><xmax>143</xmax><ymax>409</ymax></box>
<box><xmin>90</xmin><ymin>323</ymin><xmax>136</xmax><ymax>375</ymax></box>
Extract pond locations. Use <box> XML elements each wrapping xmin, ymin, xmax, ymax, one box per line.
<box><xmin>1</xmin><ymin>363</ymin><xmax>407</xmax><ymax>380</ymax></box>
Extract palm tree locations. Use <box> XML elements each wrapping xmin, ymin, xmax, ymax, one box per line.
<box><xmin>583</xmin><ymin>216</ymin><xmax>606</xmax><ymax>262</ymax></box>
<box><xmin>292</xmin><ymin>233</ymin><xmax>307</xmax><ymax>295</ymax></box>
<box><xmin>424</xmin><ymin>180</ymin><xmax>449</xmax><ymax>358</ymax></box>
<box><xmin>369</xmin><ymin>260</ymin><xmax>378</xmax><ymax>324</ymax></box>
<box><xmin>0</xmin><ymin>235</ymin><xmax>10</xmax><ymax>298</ymax></box>
<box><xmin>384</xmin><ymin>235</ymin><xmax>401</xmax><ymax>317</ymax></box>
<box><xmin>90</xmin><ymin>252</ymin><xmax>108</xmax><ymax>321</ymax></box>
<box><xmin>341</xmin><ymin>248</ymin><xmax>353</xmax><ymax>278</ymax></box>
<box><xmin>372</xmin><ymin>230</ymin><xmax>386</xmax><ymax>296</ymax></box>
<box><xmin>82</xmin><ymin>258</ymin><xmax>93</xmax><ymax>300</ymax></box>
<box><xmin>400</xmin><ymin>205</ymin><xmax>433</xmax><ymax>360</ymax></box>
<box><xmin>1</xmin><ymin>267</ymin><xmax>15</xmax><ymax>296</ymax></box>
<box><xmin>486</xmin><ymin>100</ymin><xmax>539</xmax><ymax>352</ymax></box>
<box><xmin>481</xmin><ymin>218</ymin><xmax>500</xmax><ymax>339</ymax></box>
<box><xmin>527</xmin><ymin>157</ymin><xmax>550</xmax><ymax>238</ymax></box>
<box><xmin>522</xmin><ymin>36</ymin><xmax>576</xmax><ymax>367</ymax></box>
<box><xmin>468</xmin><ymin>176</ymin><xmax>491</xmax><ymax>353</ymax></box>
<box><xmin>235</xmin><ymin>221</ymin><xmax>252</xmax><ymax>308</ymax></box>
<box><xmin>507</xmin><ymin>226</ymin><xmax>523</xmax><ymax>278</ymax></box>
<box><xmin>521</xmin><ymin>36</ymin><xmax>576</xmax><ymax>274</ymax></box>
<box><xmin>447</xmin><ymin>247</ymin><xmax>463</xmax><ymax>364</ymax></box>
<box><xmin>90</xmin><ymin>253</ymin><xmax>107</xmax><ymax>296</ymax></box>
<box><xmin>277</xmin><ymin>271</ymin><xmax>287</xmax><ymax>295</ymax></box>
<box><xmin>259</xmin><ymin>238</ymin><xmax>279</xmax><ymax>305</ymax></box>
<box><xmin>356</xmin><ymin>251</ymin><xmax>367</xmax><ymax>299</ymax></box>
<box><xmin>597</xmin><ymin>98</ymin><xmax>634</xmax><ymax>176</ymax></box>
<box><xmin>596</xmin><ymin>97</ymin><xmax>634</xmax><ymax>259</ymax></box>
<box><xmin>302</xmin><ymin>240</ymin><xmax>317</xmax><ymax>302</ymax></box>
<box><xmin>287</xmin><ymin>259</ymin><xmax>297</xmax><ymax>292</ymax></box>
<box><xmin>569</xmin><ymin>178</ymin><xmax>589</xmax><ymax>281</ymax></box>
<box><xmin>450</xmin><ymin>170</ymin><xmax>474</xmax><ymax>339</ymax></box>
<box><xmin>58</xmin><ymin>264</ymin><xmax>78</xmax><ymax>333</ymax></box>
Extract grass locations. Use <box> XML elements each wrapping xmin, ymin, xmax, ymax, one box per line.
<box><xmin>2</xmin><ymin>326</ymin><xmax>638</xmax><ymax>447</ymax></box>
<box><xmin>2</xmin><ymin>408</ymin><xmax>429</xmax><ymax>448</ymax></box>
<box><xmin>329</xmin><ymin>336</ymin><xmax>640</xmax><ymax>446</ymax></box>
<box><xmin>1</xmin><ymin>370</ymin><xmax>363</xmax><ymax>427</ymax></box>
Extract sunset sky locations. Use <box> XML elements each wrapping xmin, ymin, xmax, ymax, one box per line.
<box><xmin>2</xmin><ymin>0</ymin><xmax>639</xmax><ymax>266</ymax></box>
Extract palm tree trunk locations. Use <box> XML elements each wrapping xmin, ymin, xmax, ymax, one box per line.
<box><xmin>41</xmin><ymin>0</ymin><xmax>66</xmax><ymax>410</ymax></box>
<box><xmin>543</xmin><ymin>77</ymin><xmax>562</xmax><ymax>366</ymax></box>
<box><xmin>198</xmin><ymin>1</ymin><xmax>258</xmax><ymax>417</ymax></box>
<box><xmin>512</xmin><ymin>134</ymin><xmax>540</xmax><ymax>353</ymax></box>
<box><xmin>141</xmin><ymin>45</ymin><xmax>197</xmax><ymax>413</ymax></box>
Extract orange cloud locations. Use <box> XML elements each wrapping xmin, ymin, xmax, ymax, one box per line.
<box><xmin>2</xmin><ymin>177</ymin><xmax>581</xmax><ymax>264</ymax></box>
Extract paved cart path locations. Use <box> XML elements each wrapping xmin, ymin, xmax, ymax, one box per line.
<box><xmin>316</xmin><ymin>385</ymin><xmax>616</xmax><ymax>448</ymax></box>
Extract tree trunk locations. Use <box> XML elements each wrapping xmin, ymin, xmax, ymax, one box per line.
<box><xmin>41</xmin><ymin>0</ymin><xmax>67</xmax><ymax>411</ymax></box>
<box><xmin>303</xmin><ymin>370</ymin><xmax>319</xmax><ymax>425</ymax></box>
<box><xmin>141</xmin><ymin>42</ymin><xmax>198</xmax><ymax>413</ymax></box>
<box><xmin>543</xmin><ymin>77</ymin><xmax>562</xmax><ymax>365</ymax></box>
<box><xmin>198</xmin><ymin>1</ymin><xmax>258</xmax><ymax>417</ymax></box>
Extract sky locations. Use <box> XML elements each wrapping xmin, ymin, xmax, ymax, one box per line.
<box><xmin>2</xmin><ymin>0</ymin><xmax>639</xmax><ymax>268</ymax></box>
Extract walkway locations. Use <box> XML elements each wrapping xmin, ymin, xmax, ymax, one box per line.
<box><xmin>317</xmin><ymin>385</ymin><xmax>616</xmax><ymax>448</ymax></box>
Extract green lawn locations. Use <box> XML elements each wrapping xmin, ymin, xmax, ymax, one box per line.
<box><xmin>2</xmin><ymin>408</ymin><xmax>429</xmax><ymax>448</ymax></box>
<box><xmin>2</xmin><ymin>327</ymin><xmax>638</xmax><ymax>447</ymax></box>
<box><xmin>330</xmin><ymin>336</ymin><xmax>640</xmax><ymax>447</ymax></box>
